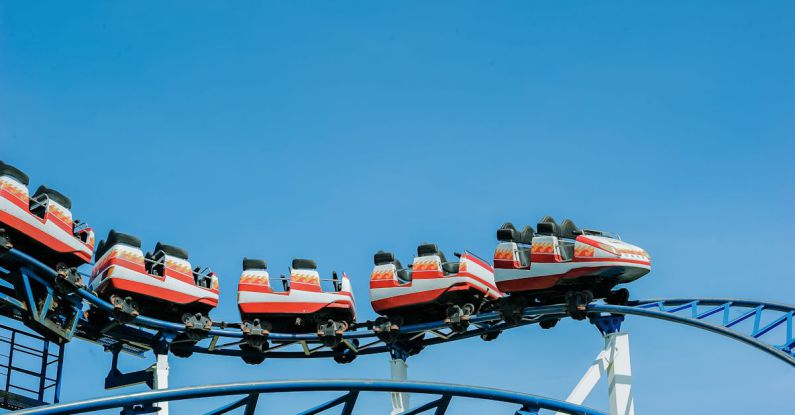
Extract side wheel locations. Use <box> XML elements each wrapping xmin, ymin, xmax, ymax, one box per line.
<box><xmin>480</xmin><ymin>330</ymin><xmax>500</xmax><ymax>341</ymax></box>
<box><xmin>333</xmin><ymin>339</ymin><xmax>359</xmax><ymax>364</ymax></box>
<box><xmin>565</xmin><ymin>290</ymin><xmax>593</xmax><ymax>320</ymax></box>
<box><xmin>605</xmin><ymin>288</ymin><xmax>630</xmax><ymax>305</ymax></box>
<box><xmin>539</xmin><ymin>318</ymin><xmax>559</xmax><ymax>330</ymax></box>
<box><xmin>170</xmin><ymin>335</ymin><xmax>195</xmax><ymax>358</ymax></box>
<box><xmin>240</xmin><ymin>343</ymin><xmax>267</xmax><ymax>365</ymax></box>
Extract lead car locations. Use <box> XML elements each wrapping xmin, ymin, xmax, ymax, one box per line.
<box><xmin>493</xmin><ymin>216</ymin><xmax>651</xmax><ymax>322</ymax></box>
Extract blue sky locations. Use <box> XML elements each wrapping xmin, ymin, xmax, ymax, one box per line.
<box><xmin>1</xmin><ymin>1</ymin><xmax>793</xmax><ymax>413</ymax></box>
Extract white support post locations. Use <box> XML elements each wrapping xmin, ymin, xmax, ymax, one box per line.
<box><xmin>390</xmin><ymin>358</ymin><xmax>409</xmax><ymax>415</ymax></box>
<box><xmin>607</xmin><ymin>332</ymin><xmax>633</xmax><ymax>415</ymax></box>
<box><xmin>555</xmin><ymin>332</ymin><xmax>634</xmax><ymax>415</ymax></box>
<box><xmin>152</xmin><ymin>353</ymin><xmax>170</xmax><ymax>415</ymax></box>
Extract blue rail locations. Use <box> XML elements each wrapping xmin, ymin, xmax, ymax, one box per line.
<box><xmin>9</xmin><ymin>379</ymin><xmax>606</xmax><ymax>415</ymax></box>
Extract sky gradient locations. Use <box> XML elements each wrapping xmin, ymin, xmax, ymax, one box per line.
<box><xmin>1</xmin><ymin>2</ymin><xmax>793</xmax><ymax>413</ymax></box>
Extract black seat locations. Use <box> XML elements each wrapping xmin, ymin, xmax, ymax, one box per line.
<box><xmin>497</xmin><ymin>223</ymin><xmax>521</xmax><ymax>242</ymax></box>
<box><xmin>536</xmin><ymin>216</ymin><xmax>560</xmax><ymax>237</ymax></box>
<box><xmin>0</xmin><ymin>161</ymin><xmax>29</xmax><ymax>186</ymax></box>
<box><xmin>374</xmin><ymin>250</ymin><xmax>395</xmax><ymax>266</ymax></box>
<box><xmin>292</xmin><ymin>258</ymin><xmax>317</xmax><ymax>270</ymax></box>
<box><xmin>442</xmin><ymin>262</ymin><xmax>460</xmax><ymax>274</ymax></box>
<box><xmin>32</xmin><ymin>185</ymin><xmax>72</xmax><ymax>210</ymax></box>
<box><xmin>417</xmin><ymin>243</ymin><xmax>448</xmax><ymax>263</ymax></box>
<box><xmin>243</xmin><ymin>258</ymin><xmax>267</xmax><ymax>270</ymax></box>
<box><xmin>374</xmin><ymin>251</ymin><xmax>411</xmax><ymax>282</ymax></box>
<box><xmin>559</xmin><ymin>219</ymin><xmax>581</xmax><ymax>240</ymax></box>
<box><xmin>95</xmin><ymin>230</ymin><xmax>142</xmax><ymax>259</ymax></box>
<box><xmin>154</xmin><ymin>242</ymin><xmax>189</xmax><ymax>260</ymax></box>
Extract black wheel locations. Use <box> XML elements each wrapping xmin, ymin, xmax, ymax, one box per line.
<box><xmin>333</xmin><ymin>339</ymin><xmax>359</xmax><ymax>364</ymax></box>
<box><xmin>170</xmin><ymin>338</ymin><xmax>194</xmax><ymax>358</ymax></box>
<box><xmin>480</xmin><ymin>330</ymin><xmax>500</xmax><ymax>341</ymax></box>
<box><xmin>605</xmin><ymin>288</ymin><xmax>630</xmax><ymax>305</ymax></box>
<box><xmin>240</xmin><ymin>343</ymin><xmax>267</xmax><ymax>365</ymax></box>
<box><xmin>539</xmin><ymin>318</ymin><xmax>559</xmax><ymax>329</ymax></box>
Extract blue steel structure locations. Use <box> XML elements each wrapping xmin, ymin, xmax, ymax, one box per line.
<box><xmin>9</xmin><ymin>379</ymin><xmax>606</xmax><ymax>415</ymax></box>
<box><xmin>0</xmin><ymin>245</ymin><xmax>792</xmax><ymax>413</ymax></box>
<box><xmin>0</xmin><ymin>324</ymin><xmax>64</xmax><ymax>410</ymax></box>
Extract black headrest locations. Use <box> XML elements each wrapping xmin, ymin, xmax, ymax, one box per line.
<box><xmin>539</xmin><ymin>215</ymin><xmax>558</xmax><ymax>225</ymax></box>
<box><xmin>107</xmin><ymin>230</ymin><xmax>141</xmax><ymax>248</ymax></box>
<box><xmin>536</xmin><ymin>221</ymin><xmax>559</xmax><ymax>236</ymax></box>
<box><xmin>417</xmin><ymin>243</ymin><xmax>440</xmax><ymax>257</ymax></box>
<box><xmin>243</xmin><ymin>258</ymin><xmax>267</xmax><ymax>270</ymax></box>
<box><xmin>520</xmin><ymin>225</ymin><xmax>535</xmax><ymax>244</ymax></box>
<box><xmin>374</xmin><ymin>250</ymin><xmax>395</xmax><ymax>266</ymax></box>
<box><xmin>95</xmin><ymin>230</ymin><xmax>141</xmax><ymax>260</ymax></box>
<box><xmin>155</xmin><ymin>242</ymin><xmax>189</xmax><ymax>260</ymax></box>
<box><xmin>497</xmin><ymin>222</ymin><xmax>521</xmax><ymax>242</ymax></box>
<box><xmin>33</xmin><ymin>185</ymin><xmax>72</xmax><ymax>210</ymax></box>
<box><xmin>292</xmin><ymin>258</ymin><xmax>317</xmax><ymax>270</ymax></box>
<box><xmin>559</xmin><ymin>219</ymin><xmax>581</xmax><ymax>240</ymax></box>
<box><xmin>0</xmin><ymin>161</ymin><xmax>29</xmax><ymax>186</ymax></box>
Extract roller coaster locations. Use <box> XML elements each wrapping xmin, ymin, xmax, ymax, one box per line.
<box><xmin>0</xmin><ymin>160</ymin><xmax>792</xmax><ymax>414</ymax></box>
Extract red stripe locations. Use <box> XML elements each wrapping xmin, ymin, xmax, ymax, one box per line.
<box><xmin>463</xmin><ymin>253</ymin><xmax>494</xmax><ymax>272</ymax></box>
<box><xmin>97</xmin><ymin>278</ymin><xmax>219</xmax><ymax>307</ymax></box>
<box><xmin>239</xmin><ymin>299</ymin><xmax>353</xmax><ymax>315</ymax></box>
<box><xmin>0</xmin><ymin>210</ymin><xmax>91</xmax><ymax>263</ymax></box>
<box><xmin>371</xmin><ymin>281</ymin><xmax>500</xmax><ymax>313</ymax></box>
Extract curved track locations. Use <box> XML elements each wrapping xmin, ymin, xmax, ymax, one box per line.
<box><xmin>1</xmin><ymin>247</ymin><xmax>793</xmax><ymax>367</ymax></box>
<box><xmin>10</xmin><ymin>379</ymin><xmax>606</xmax><ymax>415</ymax></box>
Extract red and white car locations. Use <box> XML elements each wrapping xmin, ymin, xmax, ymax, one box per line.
<box><xmin>237</xmin><ymin>258</ymin><xmax>356</xmax><ymax>334</ymax></box>
<box><xmin>89</xmin><ymin>230</ymin><xmax>219</xmax><ymax>322</ymax></box>
<box><xmin>494</xmin><ymin>217</ymin><xmax>650</xmax><ymax>309</ymax></box>
<box><xmin>370</xmin><ymin>243</ymin><xmax>502</xmax><ymax>326</ymax></box>
<box><xmin>0</xmin><ymin>161</ymin><xmax>94</xmax><ymax>267</ymax></box>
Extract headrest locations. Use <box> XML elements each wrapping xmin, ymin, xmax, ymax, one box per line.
<box><xmin>374</xmin><ymin>250</ymin><xmax>395</xmax><ymax>266</ymax></box>
<box><xmin>536</xmin><ymin>221</ymin><xmax>559</xmax><ymax>236</ymax></box>
<box><xmin>559</xmin><ymin>219</ymin><xmax>581</xmax><ymax>240</ymax></box>
<box><xmin>33</xmin><ymin>185</ymin><xmax>72</xmax><ymax>210</ymax></box>
<box><xmin>243</xmin><ymin>258</ymin><xmax>267</xmax><ymax>270</ymax></box>
<box><xmin>154</xmin><ymin>242</ymin><xmax>189</xmax><ymax>260</ymax></box>
<box><xmin>292</xmin><ymin>258</ymin><xmax>317</xmax><ymax>270</ymax></box>
<box><xmin>520</xmin><ymin>225</ymin><xmax>535</xmax><ymax>244</ymax></box>
<box><xmin>539</xmin><ymin>215</ymin><xmax>558</xmax><ymax>225</ymax></box>
<box><xmin>95</xmin><ymin>230</ymin><xmax>141</xmax><ymax>260</ymax></box>
<box><xmin>417</xmin><ymin>243</ymin><xmax>440</xmax><ymax>257</ymax></box>
<box><xmin>0</xmin><ymin>161</ymin><xmax>29</xmax><ymax>186</ymax></box>
<box><xmin>497</xmin><ymin>222</ymin><xmax>521</xmax><ymax>242</ymax></box>
<box><xmin>107</xmin><ymin>230</ymin><xmax>141</xmax><ymax>249</ymax></box>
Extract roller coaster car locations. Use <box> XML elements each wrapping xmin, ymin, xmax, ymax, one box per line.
<box><xmin>237</xmin><ymin>258</ymin><xmax>357</xmax><ymax>336</ymax></box>
<box><xmin>89</xmin><ymin>230</ymin><xmax>219</xmax><ymax>325</ymax></box>
<box><xmin>369</xmin><ymin>243</ymin><xmax>502</xmax><ymax>333</ymax></box>
<box><xmin>493</xmin><ymin>217</ymin><xmax>651</xmax><ymax>318</ymax></box>
<box><xmin>0</xmin><ymin>161</ymin><xmax>95</xmax><ymax>268</ymax></box>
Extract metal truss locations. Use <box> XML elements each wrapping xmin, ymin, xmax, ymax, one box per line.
<box><xmin>9</xmin><ymin>379</ymin><xmax>606</xmax><ymax>415</ymax></box>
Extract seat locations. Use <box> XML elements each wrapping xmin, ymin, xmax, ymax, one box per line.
<box><xmin>559</xmin><ymin>219</ymin><xmax>581</xmax><ymax>240</ymax></box>
<box><xmin>0</xmin><ymin>161</ymin><xmax>29</xmax><ymax>186</ymax></box>
<box><xmin>154</xmin><ymin>242</ymin><xmax>189</xmax><ymax>260</ymax></box>
<box><xmin>292</xmin><ymin>258</ymin><xmax>317</xmax><ymax>270</ymax></box>
<box><xmin>374</xmin><ymin>251</ymin><xmax>412</xmax><ymax>283</ymax></box>
<box><xmin>374</xmin><ymin>251</ymin><xmax>395</xmax><ymax>266</ymax></box>
<box><xmin>32</xmin><ymin>185</ymin><xmax>72</xmax><ymax>210</ymax></box>
<box><xmin>441</xmin><ymin>262</ymin><xmax>460</xmax><ymax>275</ymax></box>
<box><xmin>536</xmin><ymin>216</ymin><xmax>560</xmax><ymax>237</ymax></box>
<box><xmin>243</xmin><ymin>258</ymin><xmax>267</xmax><ymax>270</ymax></box>
<box><xmin>417</xmin><ymin>243</ymin><xmax>447</xmax><ymax>263</ymax></box>
<box><xmin>95</xmin><ymin>230</ymin><xmax>141</xmax><ymax>259</ymax></box>
<box><xmin>497</xmin><ymin>223</ymin><xmax>522</xmax><ymax>242</ymax></box>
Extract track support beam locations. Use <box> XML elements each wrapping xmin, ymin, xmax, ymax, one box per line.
<box><xmin>556</xmin><ymin>316</ymin><xmax>634</xmax><ymax>415</ymax></box>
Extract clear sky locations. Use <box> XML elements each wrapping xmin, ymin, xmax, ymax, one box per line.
<box><xmin>1</xmin><ymin>1</ymin><xmax>793</xmax><ymax>414</ymax></box>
